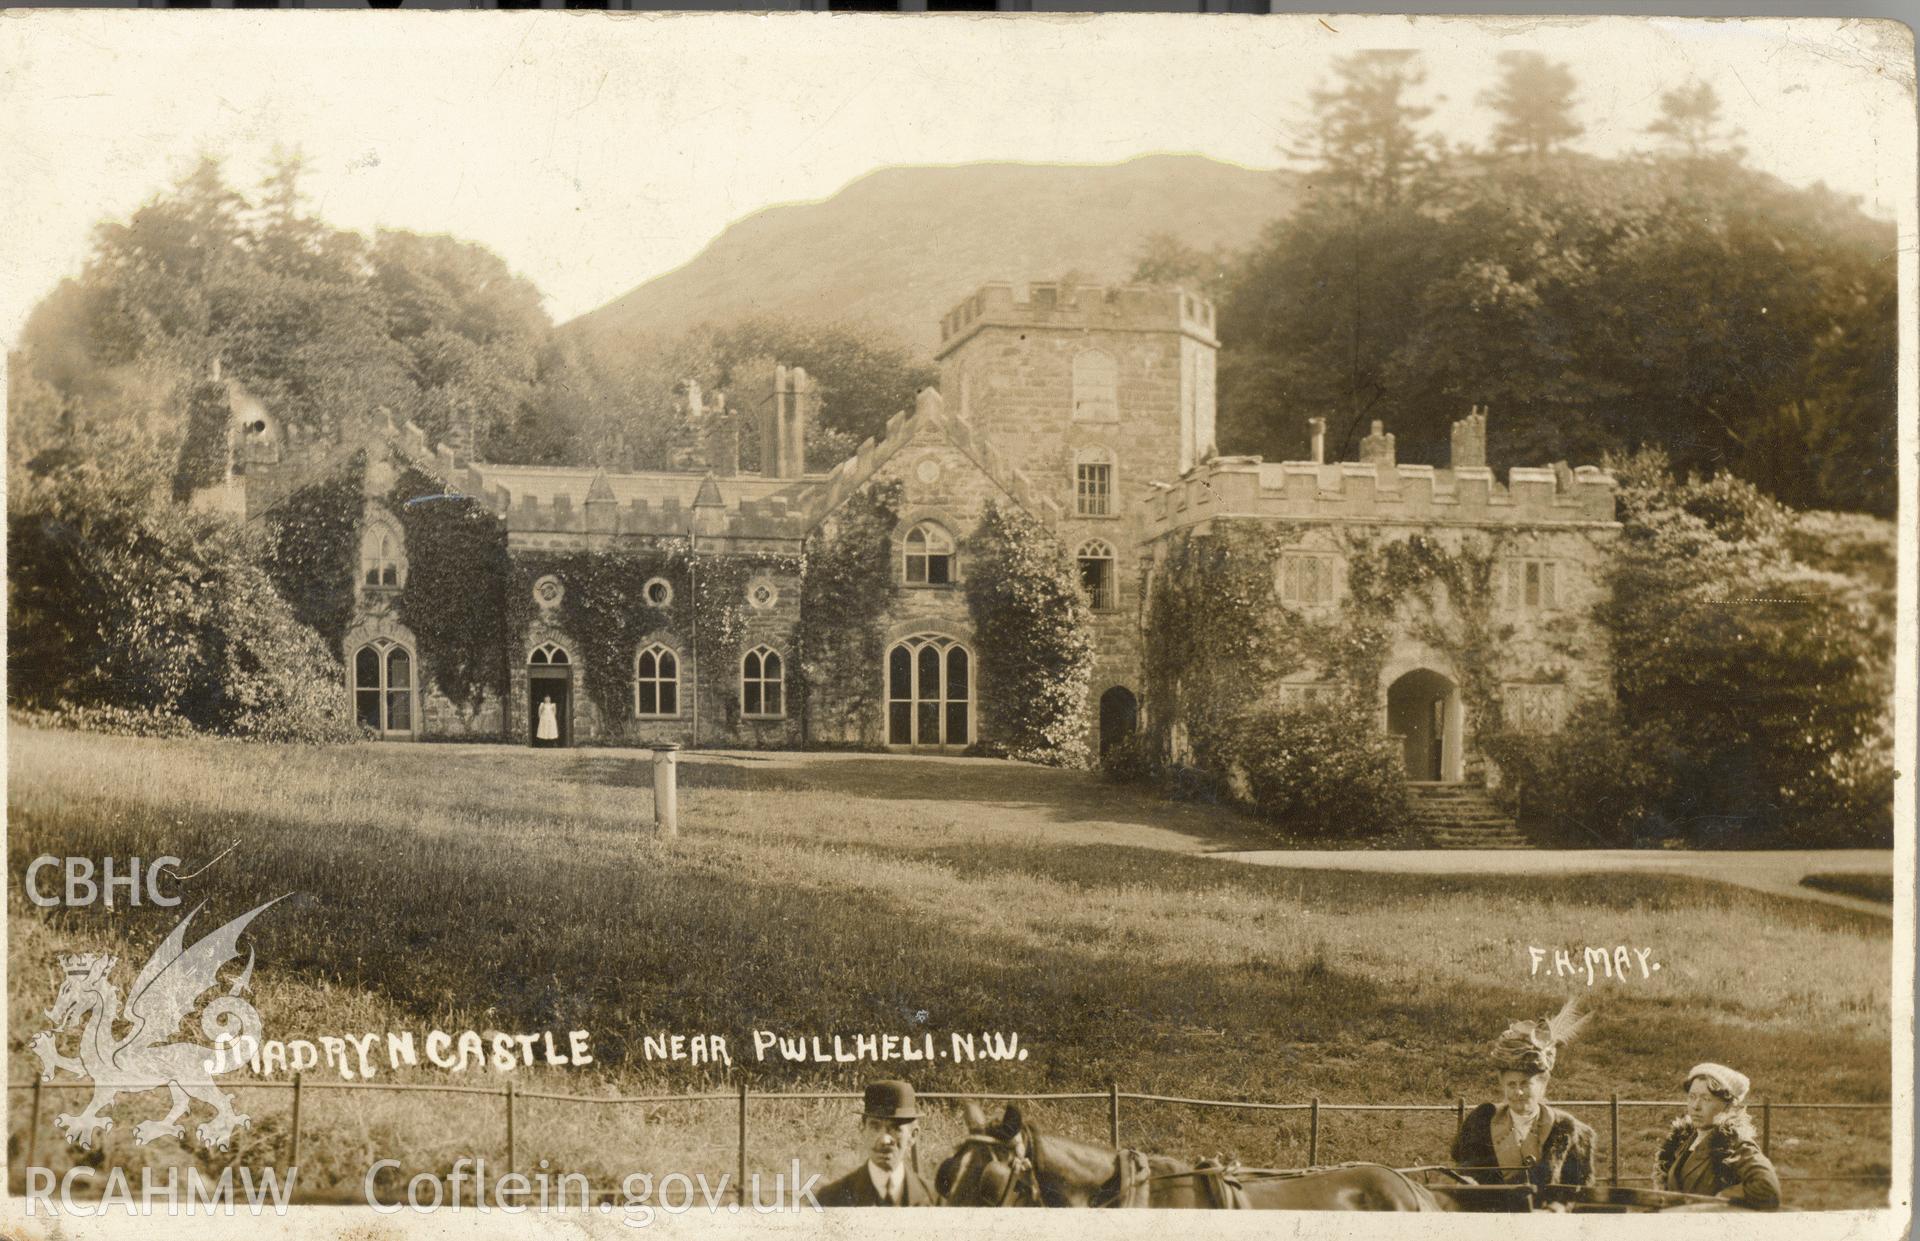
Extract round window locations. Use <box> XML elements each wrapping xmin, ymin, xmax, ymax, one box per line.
<box><xmin>643</xmin><ymin>577</ymin><xmax>674</xmax><ymax>608</ymax></box>
<box><xmin>914</xmin><ymin>457</ymin><xmax>942</xmax><ymax>484</ymax></box>
<box><xmin>746</xmin><ymin>576</ymin><xmax>779</xmax><ymax>611</ymax></box>
<box><xmin>532</xmin><ymin>575</ymin><xmax>564</xmax><ymax>608</ymax></box>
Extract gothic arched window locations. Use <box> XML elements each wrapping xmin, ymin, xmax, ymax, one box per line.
<box><xmin>352</xmin><ymin>639</ymin><xmax>414</xmax><ymax>735</ymax></box>
<box><xmin>635</xmin><ymin>644</ymin><xmax>680</xmax><ymax>718</ymax></box>
<box><xmin>1077</xmin><ymin>539</ymin><xmax>1117</xmax><ymax>611</ymax></box>
<box><xmin>904</xmin><ymin>522</ymin><xmax>956</xmax><ymax>586</ymax></box>
<box><xmin>360</xmin><ymin>516</ymin><xmax>405</xmax><ymax>589</ymax></box>
<box><xmin>742</xmin><ymin>646</ymin><xmax>784</xmax><ymax>719</ymax></box>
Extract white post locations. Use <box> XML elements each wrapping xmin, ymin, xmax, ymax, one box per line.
<box><xmin>653</xmin><ymin>743</ymin><xmax>680</xmax><ymax>837</ymax></box>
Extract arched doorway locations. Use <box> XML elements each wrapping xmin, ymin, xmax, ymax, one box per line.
<box><xmin>887</xmin><ymin>635</ymin><xmax>971</xmax><ymax>750</ymax></box>
<box><xmin>529</xmin><ymin>643</ymin><xmax>573</xmax><ymax>748</ymax></box>
<box><xmin>1386</xmin><ymin>668</ymin><xmax>1460</xmax><ymax>782</ymax></box>
<box><xmin>1099</xmin><ymin>686</ymin><xmax>1138</xmax><ymax>756</ymax></box>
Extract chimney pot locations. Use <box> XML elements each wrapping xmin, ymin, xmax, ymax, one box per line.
<box><xmin>1359</xmin><ymin>420</ymin><xmax>1396</xmax><ymax>468</ymax></box>
<box><xmin>1450</xmin><ymin>405</ymin><xmax>1488</xmax><ymax>470</ymax></box>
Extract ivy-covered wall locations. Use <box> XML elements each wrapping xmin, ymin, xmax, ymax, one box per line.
<box><xmin>507</xmin><ymin>543</ymin><xmax>806</xmax><ymax>747</ymax></box>
<box><xmin>963</xmin><ymin>501</ymin><xmax>1094</xmax><ymax>766</ymax></box>
<box><xmin>797</xmin><ymin>480</ymin><xmax>902</xmax><ymax>746</ymax></box>
<box><xmin>171</xmin><ymin>377</ymin><xmax>233</xmax><ymax>501</ymax></box>
<box><xmin>1141</xmin><ymin>518</ymin><xmax>1613</xmax><ymax>832</ymax></box>
<box><xmin>261</xmin><ymin>451</ymin><xmax>364</xmax><ymax>658</ymax></box>
<box><xmin>388</xmin><ymin>466</ymin><xmax>515</xmax><ymax>733</ymax></box>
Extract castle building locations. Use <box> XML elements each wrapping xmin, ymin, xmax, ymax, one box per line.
<box><xmin>210</xmin><ymin>278</ymin><xmax>1618</xmax><ymax>785</ymax></box>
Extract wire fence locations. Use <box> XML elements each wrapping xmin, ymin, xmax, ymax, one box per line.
<box><xmin>9</xmin><ymin>1077</ymin><xmax>1893</xmax><ymax>1201</ymax></box>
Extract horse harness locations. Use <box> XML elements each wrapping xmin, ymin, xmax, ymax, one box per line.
<box><xmin>959</xmin><ymin>1125</ymin><xmax>1367</xmax><ymax>1209</ymax></box>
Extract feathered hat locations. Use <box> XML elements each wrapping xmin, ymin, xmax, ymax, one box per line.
<box><xmin>1490</xmin><ymin>998</ymin><xmax>1590</xmax><ymax>1074</ymax></box>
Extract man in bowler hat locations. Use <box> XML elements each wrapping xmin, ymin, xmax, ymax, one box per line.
<box><xmin>815</xmin><ymin>1081</ymin><xmax>938</xmax><ymax>1206</ymax></box>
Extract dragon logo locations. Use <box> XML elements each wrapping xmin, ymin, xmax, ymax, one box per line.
<box><xmin>31</xmin><ymin>897</ymin><xmax>284</xmax><ymax>1151</ymax></box>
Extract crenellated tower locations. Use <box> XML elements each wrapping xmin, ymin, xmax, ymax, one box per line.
<box><xmin>934</xmin><ymin>279</ymin><xmax>1219</xmax><ymax>751</ymax></box>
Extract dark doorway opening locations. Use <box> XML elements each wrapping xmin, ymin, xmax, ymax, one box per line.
<box><xmin>1099</xmin><ymin>686</ymin><xmax>1139</xmax><ymax>756</ymax></box>
<box><xmin>530</xmin><ymin>675</ymin><xmax>572</xmax><ymax>748</ymax></box>
<box><xmin>1386</xmin><ymin>668</ymin><xmax>1456</xmax><ymax>781</ymax></box>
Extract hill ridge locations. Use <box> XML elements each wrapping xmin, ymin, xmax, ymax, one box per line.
<box><xmin>565</xmin><ymin>154</ymin><xmax>1300</xmax><ymax>357</ymax></box>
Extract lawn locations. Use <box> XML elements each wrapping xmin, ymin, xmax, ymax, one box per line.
<box><xmin>6</xmin><ymin>728</ymin><xmax>1895</xmax><ymax>1209</ymax></box>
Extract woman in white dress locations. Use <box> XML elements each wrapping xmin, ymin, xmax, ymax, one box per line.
<box><xmin>537</xmin><ymin>695</ymin><xmax>560</xmax><ymax>743</ymax></box>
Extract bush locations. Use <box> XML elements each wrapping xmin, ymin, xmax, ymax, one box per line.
<box><xmin>8</xmin><ymin>459</ymin><xmax>357</xmax><ymax>744</ymax></box>
<box><xmin>1482</xmin><ymin>698</ymin><xmax>1659</xmax><ymax>847</ymax></box>
<box><xmin>1232</xmin><ymin>700</ymin><xmax>1408</xmax><ymax>838</ymax></box>
<box><xmin>1099</xmin><ymin>732</ymin><xmax>1163</xmax><ymax>785</ymax></box>
<box><xmin>195</xmin><ymin>558</ymin><xmax>360</xmax><ymax>743</ymax></box>
<box><xmin>11</xmin><ymin>703</ymin><xmax>198</xmax><ymax>740</ymax></box>
<box><xmin>1600</xmin><ymin>451</ymin><xmax>1895</xmax><ymax>847</ymax></box>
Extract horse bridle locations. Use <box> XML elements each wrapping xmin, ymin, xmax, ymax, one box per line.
<box><xmin>950</xmin><ymin>1125</ymin><xmax>1156</xmax><ymax>1209</ymax></box>
<box><xmin>950</xmin><ymin>1132</ymin><xmax>1045</xmax><ymax>1207</ymax></box>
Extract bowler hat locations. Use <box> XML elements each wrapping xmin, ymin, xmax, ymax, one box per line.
<box><xmin>860</xmin><ymin>1080</ymin><xmax>919</xmax><ymax>1121</ymax></box>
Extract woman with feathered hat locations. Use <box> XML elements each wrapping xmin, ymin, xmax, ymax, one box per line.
<box><xmin>1449</xmin><ymin>999</ymin><xmax>1597</xmax><ymax>1191</ymax></box>
<box><xmin>1653</xmin><ymin>1063</ymin><xmax>1781</xmax><ymax>1209</ymax></box>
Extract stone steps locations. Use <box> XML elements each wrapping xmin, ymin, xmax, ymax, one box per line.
<box><xmin>1405</xmin><ymin>783</ymin><xmax>1532</xmax><ymax>849</ymax></box>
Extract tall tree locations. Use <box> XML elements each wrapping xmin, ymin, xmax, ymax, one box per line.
<box><xmin>1300</xmin><ymin>50</ymin><xmax>1438</xmax><ymax>210</ymax></box>
<box><xmin>1130</xmin><ymin>231</ymin><xmax>1234</xmax><ymax>300</ymax></box>
<box><xmin>1646</xmin><ymin>80</ymin><xmax>1743</xmax><ymax>160</ymax></box>
<box><xmin>1483</xmin><ymin>52</ymin><xmax>1583</xmax><ymax>159</ymax></box>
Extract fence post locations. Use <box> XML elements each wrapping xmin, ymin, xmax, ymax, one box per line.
<box><xmin>1308</xmin><ymin>1097</ymin><xmax>1320</xmax><ymax>1167</ymax></box>
<box><xmin>505</xmin><ymin>1081</ymin><xmax>517</xmax><ymax>1177</ymax></box>
<box><xmin>736</xmin><ymin>1081</ymin><xmax>749</xmax><ymax>1205</ymax></box>
<box><xmin>1761</xmin><ymin>1098</ymin><xmax>1771</xmax><ymax>1156</ymax></box>
<box><xmin>27</xmin><ymin>1078</ymin><xmax>42</xmax><ymax>1175</ymax></box>
<box><xmin>654</xmin><ymin>744</ymin><xmax>681</xmax><ymax>837</ymax></box>
<box><xmin>1609</xmin><ymin>1093</ymin><xmax>1620</xmax><ymax>1187</ymax></box>
<box><xmin>1108</xmin><ymin>1082</ymin><xmax>1121</xmax><ymax>1149</ymax></box>
<box><xmin>289</xmin><ymin>1072</ymin><xmax>304</xmax><ymax>1173</ymax></box>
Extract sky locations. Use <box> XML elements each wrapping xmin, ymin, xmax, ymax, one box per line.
<box><xmin>0</xmin><ymin>13</ymin><xmax>1912</xmax><ymax>348</ymax></box>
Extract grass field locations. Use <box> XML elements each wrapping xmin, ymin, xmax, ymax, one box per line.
<box><xmin>6</xmin><ymin>727</ymin><xmax>1895</xmax><ymax>1209</ymax></box>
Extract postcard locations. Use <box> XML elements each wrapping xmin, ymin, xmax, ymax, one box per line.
<box><xmin>1</xmin><ymin>10</ymin><xmax>1912</xmax><ymax>1239</ymax></box>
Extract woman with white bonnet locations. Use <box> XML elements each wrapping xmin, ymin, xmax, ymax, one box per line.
<box><xmin>1654</xmin><ymin>1062</ymin><xmax>1781</xmax><ymax>1209</ymax></box>
<box><xmin>1449</xmin><ymin>998</ymin><xmax>1597</xmax><ymax>1190</ymax></box>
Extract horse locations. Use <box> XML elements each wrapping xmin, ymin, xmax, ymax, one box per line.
<box><xmin>935</xmin><ymin>1101</ymin><xmax>1440</xmax><ymax>1211</ymax></box>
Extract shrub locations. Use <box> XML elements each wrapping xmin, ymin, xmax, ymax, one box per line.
<box><xmin>1482</xmin><ymin>698</ymin><xmax>1660</xmax><ymax>847</ymax></box>
<box><xmin>8</xmin><ymin>458</ymin><xmax>357</xmax><ymax>743</ymax></box>
<box><xmin>1099</xmin><ymin>732</ymin><xmax>1163</xmax><ymax>785</ymax></box>
<box><xmin>11</xmin><ymin>702</ymin><xmax>197</xmax><ymax>740</ymax></box>
<box><xmin>195</xmin><ymin>557</ymin><xmax>360</xmax><ymax>743</ymax></box>
<box><xmin>1232</xmin><ymin>699</ymin><xmax>1408</xmax><ymax>838</ymax></box>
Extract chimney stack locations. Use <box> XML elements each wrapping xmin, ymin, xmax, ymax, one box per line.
<box><xmin>766</xmin><ymin>365</ymin><xmax>813</xmax><ymax>480</ymax></box>
<box><xmin>1307</xmin><ymin>417</ymin><xmax>1326</xmax><ymax>465</ymax></box>
<box><xmin>1450</xmin><ymin>405</ymin><xmax>1488</xmax><ymax>469</ymax></box>
<box><xmin>1359</xmin><ymin>419</ymin><xmax>1396</xmax><ymax>468</ymax></box>
<box><xmin>702</xmin><ymin>392</ymin><xmax>739</xmax><ymax>479</ymax></box>
<box><xmin>446</xmin><ymin>416</ymin><xmax>473</xmax><ymax>470</ymax></box>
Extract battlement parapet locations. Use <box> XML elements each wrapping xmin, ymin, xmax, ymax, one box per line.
<box><xmin>498</xmin><ymin>485</ymin><xmax>814</xmax><ymax>543</ymax></box>
<box><xmin>936</xmin><ymin>279</ymin><xmax>1217</xmax><ymax>358</ymax></box>
<box><xmin>1145</xmin><ymin>455</ymin><xmax>1618</xmax><ymax>534</ymax></box>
